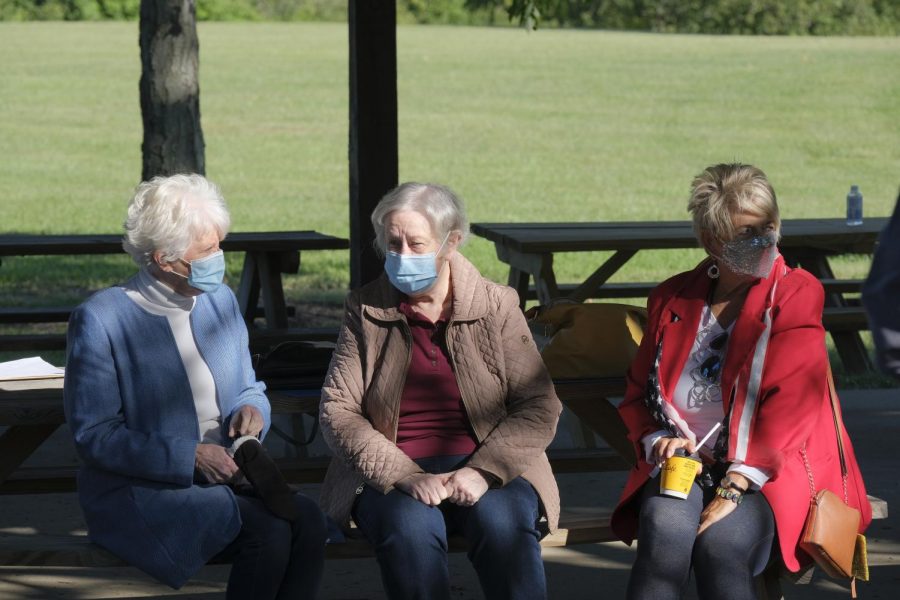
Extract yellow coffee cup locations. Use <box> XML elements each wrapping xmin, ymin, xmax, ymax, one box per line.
<box><xmin>659</xmin><ymin>450</ymin><xmax>702</xmax><ymax>499</ymax></box>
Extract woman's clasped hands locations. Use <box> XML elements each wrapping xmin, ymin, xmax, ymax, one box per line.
<box><xmin>396</xmin><ymin>467</ymin><xmax>492</xmax><ymax>507</ymax></box>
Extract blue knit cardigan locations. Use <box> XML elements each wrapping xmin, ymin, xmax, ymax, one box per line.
<box><xmin>63</xmin><ymin>283</ymin><xmax>270</xmax><ymax>588</ymax></box>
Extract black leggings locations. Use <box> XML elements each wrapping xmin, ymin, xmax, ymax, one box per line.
<box><xmin>626</xmin><ymin>475</ymin><xmax>776</xmax><ymax>600</ymax></box>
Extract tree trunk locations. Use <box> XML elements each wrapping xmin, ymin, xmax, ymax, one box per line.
<box><xmin>139</xmin><ymin>0</ymin><xmax>205</xmax><ymax>180</ymax></box>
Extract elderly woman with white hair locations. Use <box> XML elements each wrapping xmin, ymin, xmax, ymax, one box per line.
<box><xmin>611</xmin><ymin>163</ymin><xmax>871</xmax><ymax>599</ymax></box>
<box><xmin>64</xmin><ymin>174</ymin><xmax>327</xmax><ymax>598</ymax></box>
<box><xmin>318</xmin><ymin>182</ymin><xmax>561</xmax><ymax>599</ymax></box>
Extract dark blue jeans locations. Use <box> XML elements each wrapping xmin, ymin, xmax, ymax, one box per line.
<box><xmin>353</xmin><ymin>455</ymin><xmax>547</xmax><ymax>600</ymax></box>
<box><xmin>215</xmin><ymin>492</ymin><xmax>328</xmax><ymax>600</ymax></box>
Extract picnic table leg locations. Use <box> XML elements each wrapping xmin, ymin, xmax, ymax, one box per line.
<box><xmin>236</xmin><ymin>251</ymin><xmax>298</xmax><ymax>329</ymax></box>
<box><xmin>237</xmin><ymin>251</ymin><xmax>262</xmax><ymax>327</ymax></box>
<box><xmin>0</xmin><ymin>424</ymin><xmax>59</xmax><ymax>485</ymax></box>
<box><xmin>507</xmin><ymin>268</ymin><xmax>531</xmax><ymax>310</ymax></box>
<box><xmin>569</xmin><ymin>249</ymin><xmax>638</xmax><ymax>304</ymax></box>
<box><xmin>792</xmin><ymin>254</ymin><xmax>872</xmax><ymax>374</ymax></box>
<box><xmin>495</xmin><ymin>244</ymin><xmax>559</xmax><ymax>308</ymax></box>
<box><xmin>555</xmin><ymin>381</ymin><xmax>636</xmax><ymax>467</ymax></box>
<box><xmin>256</xmin><ymin>252</ymin><xmax>294</xmax><ymax>330</ymax></box>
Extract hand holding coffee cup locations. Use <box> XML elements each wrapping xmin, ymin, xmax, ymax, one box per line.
<box><xmin>651</xmin><ymin>435</ymin><xmax>697</xmax><ymax>464</ymax></box>
<box><xmin>659</xmin><ymin>448</ymin><xmax>703</xmax><ymax>499</ymax></box>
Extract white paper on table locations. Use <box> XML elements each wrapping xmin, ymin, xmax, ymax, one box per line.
<box><xmin>0</xmin><ymin>357</ymin><xmax>65</xmax><ymax>381</ymax></box>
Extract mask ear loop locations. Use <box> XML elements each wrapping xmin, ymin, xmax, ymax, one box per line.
<box><xmin>151</xmin><ymin>253</ymin><xmax>187</xmax><ymax>279</ymax></box>
<box><xmin>435</xmin><ymin>231</ymin><xmax>452</xmax><ymax>256</ymax></box>
<box><xmin>432</xmin><ymin>231</ymin><xmax>454</xmax><ymax>278</ymax></box>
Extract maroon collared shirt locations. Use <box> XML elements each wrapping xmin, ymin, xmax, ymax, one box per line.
<box><xmin>396</xmin><ymin>302</ymin><xmax>478</xmax><ymax>460</ymax></box>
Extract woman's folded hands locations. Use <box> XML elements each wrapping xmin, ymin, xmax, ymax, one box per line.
<box><xmin>395</xmin><ymin>466</ymin><xmax>492</xmax><ymax>507</ymax></box>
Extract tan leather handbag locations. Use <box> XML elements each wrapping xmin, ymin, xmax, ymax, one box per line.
<box><xmin>798</xmin><ymin>367</ymin><xmax>868</xmax><ymax>596</ymax></box>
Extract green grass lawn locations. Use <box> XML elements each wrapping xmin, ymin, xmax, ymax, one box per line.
<box><xmin>1</xmin><ymin>22</ymin><xmax>898</xmax><ymax>379</ymax></box>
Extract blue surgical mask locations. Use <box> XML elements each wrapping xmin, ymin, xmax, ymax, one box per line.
<box><xmin>176</xmin><ymin>250</ymin><xmax>226</xmax><ymax>293</ymax></box>
<box><xmin>384</xmin><ymin>234</ymin><xmax>449</xmax><ymax>296</ymax></box>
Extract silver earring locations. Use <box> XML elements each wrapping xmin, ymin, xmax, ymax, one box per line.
<box><xmin>707</xmin><ymin>263</ymin><xmax>720</xmax><ymax>279</ymax></box>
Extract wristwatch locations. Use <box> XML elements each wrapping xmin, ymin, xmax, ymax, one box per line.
<box><xmin>720</xmin><ymin>475</ymin><xmax>748</xmax><ymax>494</ymax></box>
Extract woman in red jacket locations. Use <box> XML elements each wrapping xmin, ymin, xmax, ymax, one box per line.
<box><xmin>611</xmin><ymin>163</ymin><xmax>871</xmax><ymax>599</ymax></box>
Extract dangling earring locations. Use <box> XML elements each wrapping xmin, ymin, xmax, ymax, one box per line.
<box><xmin>707</xmin><ymin>263</ymin><xmax>720</xmax><ymax>279</ymax></box>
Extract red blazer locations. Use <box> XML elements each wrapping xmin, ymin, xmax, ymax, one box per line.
<box><xmin>611</xmin><ymin>254</ymin><xmax>872</xmax><ymax>572</ymax></box>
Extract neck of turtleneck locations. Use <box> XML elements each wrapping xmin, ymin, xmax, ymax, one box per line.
<box><xmin>131</xmin><ymin>266</ymin><xmax>195</xmax><ymax>313</ymax></box>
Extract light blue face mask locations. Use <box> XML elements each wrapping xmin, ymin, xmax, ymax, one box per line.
<box><xmin>384</xmin><ymin>234</ymin><xmax>450</xmax><ymax>296</ymax></box>
<box><xmin>176</xmin><ymin>250</ymin><xmax>226</xmax><ymax>293</ymax></box>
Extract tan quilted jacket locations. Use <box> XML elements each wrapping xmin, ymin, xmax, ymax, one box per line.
<box><xmin>318</xmin><ymin>253</ymin><xmax>562</xmax><ymax>531</ymax></box>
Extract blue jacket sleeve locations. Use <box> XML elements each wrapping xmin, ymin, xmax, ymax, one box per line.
<box><xmin>63</xmin><ymin>304</ymin><xmax>197</xmax><ymax>486</ymax></box>
<box><xmin>222</xmin><ymin>291</ymin><xmax>271</xmax><ymax>438</ymax></box>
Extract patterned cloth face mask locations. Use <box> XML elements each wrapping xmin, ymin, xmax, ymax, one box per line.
<box><xmin>717</xmin><ymin>232</ymin><xmax>778</xmax><ymax>279</ymax></box>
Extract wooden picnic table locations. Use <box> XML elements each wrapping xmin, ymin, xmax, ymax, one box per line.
<box><xmin>471</xmin><ymin>218</ymin><xmax>887</xmax><ymax>374</ymax></box>
<box><xmin>0</xmin><ymin>231</ymin><xmax>349</xmax><ymax>330</ymax></box>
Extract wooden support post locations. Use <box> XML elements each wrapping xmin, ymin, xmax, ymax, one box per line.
<box><xmin>348</xmin><ymin>0</ymin><xmax>398</xmax><ymax>288</ymax></box>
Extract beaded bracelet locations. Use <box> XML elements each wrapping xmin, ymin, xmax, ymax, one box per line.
<box><xmin>715</xmin><ymin>485</ymin><xmax>744</xmax><ymax>505</ymax></box>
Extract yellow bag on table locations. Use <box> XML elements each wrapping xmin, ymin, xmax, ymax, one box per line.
<box><xmin>526</xmin><ymin>301</ymin><xmax>648</xmax><ymax>379</ymax></box>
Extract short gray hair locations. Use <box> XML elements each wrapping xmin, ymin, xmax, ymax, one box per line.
<box><xmin>122</xmin><ymin>174</ymin><xmax>231</xmax><ymax>267</ymax></box>
<box><xmin>687</xmin><ymin>163</ymin><xmax>781</xmax><ymax>243</ymax></box>
<box><xmin>370</xmin><ymin>182</ymin><xmax>469</xmax><ymax>256</ymax></box>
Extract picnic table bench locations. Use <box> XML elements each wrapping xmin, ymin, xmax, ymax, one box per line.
<box><xmin>471</xmin><ymin>218</ymin><xmax>887</xmax><ymax>375</ymax></box>
<box><xmin>0</xmin><ymin>375</ymin><xmax>631</xmax><ymax>567</ymax></box>
<box><xmin>0</xmin><ymin>231</ymin><xmax>349</xmax><ymax>345</ymax></box>
<box><xmin>0</xmin><ymin>376</ymin><xmax>632</xmax><ymax>495</ymax></box>
<box><xmin>0</xmin><ymin>375</ymin><xmax>887</xmax><ymax>600</ymax></box>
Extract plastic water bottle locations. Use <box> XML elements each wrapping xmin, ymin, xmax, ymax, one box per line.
<box><xmin>846</xmin><ymin>185</ymin><xmax>863</xmax><ymax>226</ymax></box>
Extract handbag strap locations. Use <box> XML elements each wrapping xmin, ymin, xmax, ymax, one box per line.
<box><xmin>826</xmin><ymin>363</ymin><xmax>850</xmax><ymax>482</ymax></box>
<box><xmin>801</xmin><ymin>364</ymin><xmax>850</xmax><ymax>504</ymax></box>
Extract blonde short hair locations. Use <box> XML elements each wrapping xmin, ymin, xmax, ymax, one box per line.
<box><xmin>370</xmin><ymin>182</ymin><xmax>469</xmax><ymax>256</ymax></box>
<box><xmin>688</xmin><ymin>163</ymin><xmax>781</xmax><ymax>243</ymax></box>
<box><xmin>122</xmin><ymin>174</ymin><xmax>231</xmax><ymax>267</ymax></box>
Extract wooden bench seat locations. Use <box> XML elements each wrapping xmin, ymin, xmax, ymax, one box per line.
<box><xmin>0</xmin><ymin>307</ymin><xmax>73</xmax><ymax>324</ymax></box>
<box><xmin>0</xmin><ymin>326</ymin><xmax>341</xmax><ymax>354</ymax></box>
<box><xmin>0</xmin><ymin>496</ymin><xmax>887</xmax><ymax>573</ymax></box>
<box><xmin>0</xmin><ymin>448</ymin><xmax>629</xmax><ymax>496</ymax></box>
<box><xmin>821</xmin><ymin>306</ymin><xmax>870</xmax><ymax>332</ymax></box>
<box><xmin>0</xmin><ymin>279</ymin><xmax>867</xmax><ymax>353</ymax></box>
<box><xmin>523</xmin><ymin>278</ymin><xmax>865</xmax><ymax>301</ymax></box>
<box><xmin>0</xmin><ymin>506</ymin><xmax>616</xmax><ymax>568</ymax></box>
<box><xmin>0</xmin><ymin>305</ymin><xmax>299</xmax><ymax>325</ymax></box>
<box><xmin>6</xmin><ymin>306</ymin><xmax>864</xmax><ymax>354</ymax></box>
<box><xmin>0</xmin><ymin>333</ymin><xmax>67</xmax><ymax>352</ymax></box>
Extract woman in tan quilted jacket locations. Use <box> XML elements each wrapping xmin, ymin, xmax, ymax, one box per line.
<box><xmin>318</xmin><ymin>182</ymin><xmax>562</xmax><ymax>600</ymax></box>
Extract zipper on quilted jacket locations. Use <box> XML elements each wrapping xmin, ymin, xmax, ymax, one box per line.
<box><xmin>444</xmin><ymin>318</ymin><xmax>483</xmax><ymax>442</ymax></box>
<box><xmin>390</xmin><ymin>321</ymin><xmax>414</xmax><ymax>443</ymax></box>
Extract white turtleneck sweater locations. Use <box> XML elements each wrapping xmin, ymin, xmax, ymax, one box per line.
<box><xmin>124</xmin><ymin>268</ymin><xmax>223</xmax><ymax>444</ymax></box>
